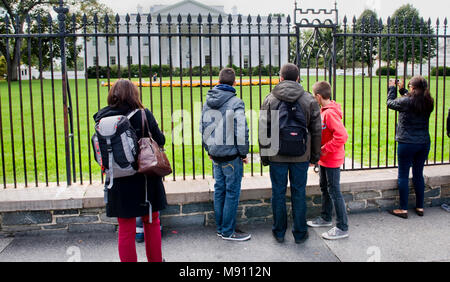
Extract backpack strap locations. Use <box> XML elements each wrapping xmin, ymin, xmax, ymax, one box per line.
<box><xmin>106</xmin><ymin>138</ymin><xmax>114</xmax><ymax>190</ymax></box>
<box><xmin>127</xmin><ymin>109</ymin><xmax>139</xmax><ymax>119</ymax></box>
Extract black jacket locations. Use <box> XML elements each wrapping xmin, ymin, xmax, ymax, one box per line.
<box><xmin>447</xmin><ymin>108</ymin><xmax>450</xmax><ymax>138</ymax></box>
<box><xmin>94</xmin><ymin>106</ymin><xmax>167</xmax><ymax>218</ymax></box>
<box><xmin>387</xmin><ymin>86</ymin><xmax>431</xmax><ymax>144</ymax></box>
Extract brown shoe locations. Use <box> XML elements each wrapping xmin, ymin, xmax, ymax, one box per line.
<box><xmin>388</xmin><ymin>210</ymin><xmax>408</xmax><ymax>219</ymax></box>
<box><xmin>415</xmin><ymin>209</ymin><xmax>424</xmax><ymax>217</ymax></box>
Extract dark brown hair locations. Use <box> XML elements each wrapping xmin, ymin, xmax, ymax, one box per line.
<box><xmin>408</xmin><ymin>76</ymin><xmax>434</xmax><ymax>115</ymax></box>
<box><xmin>280</xmin><ymin>63</ymin><xmax>299</xmax><ymax>82</ymax></box>
<box><xmin>107</xmin><ymin>79</ymin><xmax>144</xmax><ymax>110</ymax></box>
<box><xmin>313</xmin><ymin>81</ymin><xmax>332</xmax><ymax>100</ymax></box>
<box><xmin>219</xmin><ymin>68</ymin><xmax>236</xmax><ymax>86</ymax></box>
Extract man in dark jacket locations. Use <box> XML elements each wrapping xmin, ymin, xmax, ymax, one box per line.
<box><xmin>447</xmin><ymin>108</ymin><xmax>450</xmax><ymax>138</ymax></box>
<box><xmin>259</xmin><ymin>63</ymin><xmax>322</xmax><ymax>244</ymax></box>
<box><xmin>200</xmin><ymin>68</ymin><xmax>250</xmax><ymax>241</ymax></box>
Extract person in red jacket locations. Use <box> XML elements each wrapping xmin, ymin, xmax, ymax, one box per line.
<box><xmin>307</xmin><ymin>81</ymin><xmax>349</xmax><ymax>240</ymax></box>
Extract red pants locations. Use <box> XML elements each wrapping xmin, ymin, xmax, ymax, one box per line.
<box><xmin>117</xmin><ymin>212</ymin><xmax>162</xmax><ymax>262</ymax></box>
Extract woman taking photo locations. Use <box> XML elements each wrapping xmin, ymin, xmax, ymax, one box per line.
<box><xmin>93</xmin><ymin>79</ymin><xmax>167</xmax><ymax>262</ymax></box>
<box><xmin>387</xmin><ymin>76</ymin><xmax>434</xmax><ymax>219</ymax></box>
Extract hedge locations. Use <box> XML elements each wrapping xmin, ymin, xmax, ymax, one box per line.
<box><xmin>431</xmin><ymin>66</ymin><xmax>450</xmax><ymax>76</ymax></box>
<box><xmin>87</xmin><ymin>64</ymin><xmax>281</xmax><ymax>79</ymax></box>
<box><xmin>376</xmin><ymin>66</ymin><xmax>396</xmax><ymax>76</ymax></box>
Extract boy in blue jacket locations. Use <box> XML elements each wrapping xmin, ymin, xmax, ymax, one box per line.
<box><xmin>200</xmin><ymin>68</ymin><xmax>250</xmax><ymax>241</ymax></box>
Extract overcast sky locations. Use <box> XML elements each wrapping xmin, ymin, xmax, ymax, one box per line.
<box><xmin>98</xmin><ymin>0</ymin><xmax>449</xmax><ymax>23</ymax></box>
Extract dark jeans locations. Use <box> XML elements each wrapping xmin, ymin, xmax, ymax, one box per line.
<box><xmin>213</xmin><ymin>157</ymin><xmax>244</xmax><ymax>237</ymax></box>
<box><xmin>319</xmin><ymin>166</ymin><xmax>349</xmax><ymax>232</ymax></box>
<box><xmin>269</xmin><ymin>162</ymin><xmax>309</xmax><ymax>241</ymax></box>
<box><xmin>397</xmin><ymin>142</ymin><xmax>430</xmax><ymax>210</ymax></box>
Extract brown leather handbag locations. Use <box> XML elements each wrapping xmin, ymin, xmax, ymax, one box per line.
<box><xmin>137</xmin><ymin>109</ymin><xmax>172</xmax><ymax>177</ymax></box>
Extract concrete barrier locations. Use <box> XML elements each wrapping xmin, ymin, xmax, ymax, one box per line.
<box><xmin>1</xmin><ymin>165</ymin><xmax>449</xmax><ymax>236</ymax></box>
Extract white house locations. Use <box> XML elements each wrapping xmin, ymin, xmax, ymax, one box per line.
<box><xmin>84</xmin><ymin>0</ymin><xmax>290</xmax><ymax>70</ymax></box>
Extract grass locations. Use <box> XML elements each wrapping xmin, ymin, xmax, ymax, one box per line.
<box><xmin>0</xmin><ymin>74</ymin><xmax>449</xmax><ymax>186</ymax></box>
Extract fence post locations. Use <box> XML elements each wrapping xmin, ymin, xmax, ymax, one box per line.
<box><xmin>54</xmin><ymin>0</ymin><xmax>72</xmax><ymax>186</ymax></box>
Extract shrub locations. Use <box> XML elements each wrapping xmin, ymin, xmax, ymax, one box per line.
<box><xmin>431</xmin><ymin>66</ymin><xmax>450</xmax><ymax>76</ymax></box>
<box><xmin>376</xmin><ymin>66</ymin><xmax>396</xmax><ymax>76</ymax></box>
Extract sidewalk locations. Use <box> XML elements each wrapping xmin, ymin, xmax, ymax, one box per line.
<box><xmin>0</xmin><ymin>207</ymin><xmax>449</xmax><ymax>262</ymax></box>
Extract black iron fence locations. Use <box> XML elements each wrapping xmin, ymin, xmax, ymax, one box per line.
<box><xmin>0</xmin><ymin>1</ymin><xmax>448</xmax><ymax>188</ymax></box>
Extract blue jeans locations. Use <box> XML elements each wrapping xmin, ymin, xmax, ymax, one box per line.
<box><xmin>269</xmin><ymin>162</ymin><xmax>309</xmax><ymax>241</ymax></box>
<box><xmin>397</xmin><ymin>142</ymin><xmax>430</xmax><ymax>210</ymax></box>
<box><xmin>213</xmin><ymin>157</ymin><xmax>244</xmax><ymax>237</ymax></box>
<box><xmin>319</xmin><ymin>166</ymin><xmax>348</xmax><ymax>231</ymax></box>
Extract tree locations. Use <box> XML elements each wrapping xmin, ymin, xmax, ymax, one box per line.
<box><xmin>0</xmin><ymin>0</ymin><xmax>112</xmax><ymax>81</ymax></box>
<box><xmin>346</xmin><ymin>9</ymin><xmax>380</xmax><ymax>70</ymax></box>
<box><xmin>381</xmin><ymin>4</ymin><xmax>437</xmax><ymax>70</ymax></box>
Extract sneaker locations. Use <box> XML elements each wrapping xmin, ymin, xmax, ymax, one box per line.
<box><xmin>135</xmin><ymin>232</ymin><xmax>144</xmax><ymax>243</ymax></box>
<box><xmin>307</xmin><ymin>217</ymin><xmax>333</xmax><ymax>228</ymax></box>
<box><xmin>442</xmin><ymin>204</ymin><xmax>450</xmax><ymax>213</ymax></box>
<box><xmin>217</xmin><ymin>232</ymin><xmax>223</xmax><ymax>238</ymax></box>
<box><xmin>322</xmin><ymin>227</ymin><xmax>349</xmax><ymax>240</ymax></box>
<box><xmin>222</xmin><ymin>231</ymin><xmax>251</xmax><ymax>242</ymax></box>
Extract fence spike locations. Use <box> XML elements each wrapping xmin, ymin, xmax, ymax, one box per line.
<box><xmin>157</xmin><ymin>13</ymin><xmax>161</xmax><ymax>23</ymax></box>
<box><xmin>136</xmin><ymin>13</ymin><xmax>141</xmax><ymax>23</ymax></box>
<box><xmin>115</xmin><ymin>14</ymin><xmax>120</xmax><ymax>23</ymax></box>
<box><xmin>104</xmin><ymin>14</ymin><xmax>109</xmax><ymax>25</ymax></box>
<box><xmin>343</xmin><ymin>15</ymin><xmax>347</xmax><ymax>25</ymax></box>
<box><xmin>238</xmin><ymin>14</ymin><xmax>242</xmax><ymax>24</ymax></box>
<box><xmin>208</xmin><ymin>13</ymin><xmax>212</xmax><ymax>23</ymax></box>
<box><xmin>147</xmin><ymin>14</ymin><xmax>152</xmax><ymax>23</ymax></box>
<box><xmin>257</xmin><ymin>15</ymin><xmax>261</xmax><ymax>24</ymax></box>
<box><xmin>286</xmin><ymin>14</ymin><xmax>291</xmax><ymax>24</ymax></box>
<box><xmin>247</xmin><ymin>15</ymin><xmax>252</xmax><ymax>24</ymax></box>
<box><xmin>187</xmin><ymin>14</ymin><xmax>192</xmax><ymax>23</ymax></box>
<box><xmin>177</xmin><ymin>14</ymin><xmax>182</xmax><ymax>24</ymax></box>
<box><xmin>125</xmin><ymin>13</ymin><xmax>130</xmax><ymax>23</ymax></box>
<box><xmin>93</xmin><ymin>13</ymin><xmax>98</xmax><ymax>25</ymax></box>
<box><xmin>228</xmin><ymin>14</ymin><xmax>232</xmax><ymax>23</ymax></box>
<box><xmin>218</xmin><ymin>14</ymin><xmax>222</xmax><ymax>24</ymax></box>
<box><xmin>167</xmin><ymin>13</ymin><xmax>172</xmax><ymax>23</ymax></box>
<box><xmin>277</xmin><ymin>14</ymin><xmax>282</xmax><ymax>24</ymax></box>
<box><xmin>267</xmin><ymin>14</ymin><xmax>272</xmax><ymax>24</ymax></box>
<box><xmin>197</xmin><ymin>14</ymin><xmax>202</xmax><ymax>23</ymax></box>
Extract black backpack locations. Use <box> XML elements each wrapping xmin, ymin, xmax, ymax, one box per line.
<box><xmin>276</xmin><ymin>100</ymin><xmax>309</xmax><ymax>156</ymax></box>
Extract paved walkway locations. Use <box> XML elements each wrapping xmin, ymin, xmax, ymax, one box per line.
<box><xmin>0</xmin><ymin>207</ymin><xmax>449</xmax><ymax>262</ymax></box>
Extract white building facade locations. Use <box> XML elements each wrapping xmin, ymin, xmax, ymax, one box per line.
<box><xmin>84</xmin><ymin>0</ymin><xmax>290</xmax><ymax>70</ymax></box>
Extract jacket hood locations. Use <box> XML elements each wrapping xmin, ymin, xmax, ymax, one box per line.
<box><xmin>206</xmin><ymin>85</ymin><xmax>237</xmax><ymax>109</ymax></box>
<box><xmin>272</xmin><ymin>80</ymin><xmax>306</xmax><ymax>103</ymax></box>
<box><xmin>321</xmin><ymin>101</ymin><xmax>343</xmax><ymax>119</ymax></box>
<box><xmin>93</xmin><ymin>105</ymin><xmax>133</xmax><ymax>122</ymax></box>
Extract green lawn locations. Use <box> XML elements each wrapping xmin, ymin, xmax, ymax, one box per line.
<box><xmin>0</xmin><ymin>75</ymin><xmax>449</xmax><ymax>186</ymax></box>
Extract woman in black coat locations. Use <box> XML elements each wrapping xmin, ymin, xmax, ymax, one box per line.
<box><xmin>94</xmin><ymin>79</ymin><xmax>167</xmax><ymax>262</ymax></box>
<box><xmin>387</xmin><ymin>76</ymin><xmax>434</xmax><ymax>219</ymax></box>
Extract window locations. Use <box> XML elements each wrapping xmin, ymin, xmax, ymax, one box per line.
<box><xmin>92</xmin><ymin>38</ymin><xmax>97</xmax><ymax>47</ymax></box>
<box><xmin>93</xmin><ymin>56</ymin><xmax>98</xmax><ymax>65</ymax></box>
<box><xmin>205</xmin><ymin>55</ymin><xmax>211</xmax><ymax>66</ymax></box>
<box><xmin>259</xmin><ymin>55</ymin><xmax>265</xmax><ymax>66</ymax></box>
<box><xmin>127</xmin><ymin>56</ymin><xmax>133</xmax><ymax>65</ymax></box>
<box><xmin>244</xmin><ymin>55</ymin><xmax>249</xmax><ymax>68</ymax></box>
<box><xmin>273</xmin><ymin>55</ymin><xmax>279</xmax><ymax>67</ymax></box>
<box><xmin>127</xmin><ymin>37</ymin><xmax>132</xmax><ymax>47</ymax></box>
<box><xmin>144</xmin><ymin>56</ymin><xmax>149</xmax><ymax>65</ymax></box>
<box><xmin>143</xmin><ymin>37</ymin><xmax>149</xmax><ymax>46</ymax></box>
<box><xmin>110</xmin><ymin>56</ymin><xmax>116</xmax><ymax>65</ymax></box>
<box><xmin>109</xmin><ymin>38</ymin><xmax>115</xmax><ymax>46</ymax></box>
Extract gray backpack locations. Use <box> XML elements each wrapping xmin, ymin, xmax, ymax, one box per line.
<box><xmin>91</xmin><ymin>109</ymin><xmax>139</xmax><ymax>203</ymax></box>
